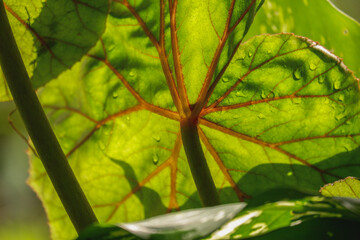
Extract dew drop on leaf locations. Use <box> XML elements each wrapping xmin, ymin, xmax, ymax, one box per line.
<box><xmin>309</xmin><ymin>62</ymin><xmax>317</xmax><ymax>71</ymax></box>
<box><xmin>343</xmin><ymin>144</ymin><xmax>351</xmax><ymax>152</ymax></box>
<box><xmin>338</xmin><ymin>94</ymin><xmax>344</xmax><ymax>102</ymax></box>
<box><xmin>152</xmin><ymin>154</ymin><xmax>159</xmax><ymax>165</ymax></box>
<box><xmin>236</xmin><ymin>91</ymin><xmax>246</xmax><ymax>97</ymax></box>
<box><xmin>129</xmin><ymin>70</ymin><xmax>136</xmax><ymax>77</ymax></box>
<box><xmin>335</xmin><ymin>112</ymin><xmax>346</xmax><ymax>120</ymax></box>
<box><xmin>112</xmin><ymin>92</ymin><xmax>118</xmax><ymax>99</ymax></box>
<box><xmin>287</xmin><ymin>171</ymin><xmax>293</xmax><ymax>176</ymax></box>
<box><xmin>323</xmin><ymin>97</ymin><xmax>330</xmax><ymax>104</ymax></box>
<box><xmin>334</xmin><ymin>80</ymin><xmax>341</xmax><ymax>90</ymax></box>
<box><xmin>248</xmin><ymin>52</ymin><xmax>253</xmax><ymax>57</ymax></box>
<box><xmin>257</xmin><ymin>113</ymin><xmax>265</xmax><ymax>119</ymax></box>
<box><xmin>222</xmin><ymin>77</ymin><xmax>229</xmax><ymax>83</ymax></box>
<box><xmin>293</xmin><ymin>69</ymin><xmax>302</xmax><ymax>80</ymax></box>
<box><xmin>267</xmin><ymin>50</ymin><xmax>271</xmax><ymax>54</ymax></box>
<box><xmin>152</xmin><ymin>135</ymin><xmax>161</xmax><ymax>142</ymax></box>
<box><xmin>236</xmin><ymin>52</ymin><xmax>246</xmax><ymax>61</ymax></box>
<box><xmin>260</xmin><ymin>90</ymin><xmax>266</xmax><ymax>99</ymax></box>
<box><xmin>292</xmin><ymin>97</ymin><xmax>302</xmax><ymax>104</ymax></box>
<box><xmin>318</xmin><ymin>76</ymin><xmax>325</xmax><ymax>84</ymax></box>
<box><xmin>346</xmin><ymin>120</ymin><xmax>351</xmax><ymax>125</ymax></box>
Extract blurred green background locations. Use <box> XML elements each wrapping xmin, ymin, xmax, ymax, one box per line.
<box><xmin>0</xmin><ymin>1</ymin><xmax>359</xmax><ymax>240</ymax></box>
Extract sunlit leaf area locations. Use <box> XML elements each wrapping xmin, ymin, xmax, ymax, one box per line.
<box><xmin>0</xmin><ymin>0</ymin><xmax>360</xmax><ymax>239</ymax></box>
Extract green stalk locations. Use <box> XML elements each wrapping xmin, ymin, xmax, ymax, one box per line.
<box><xmin>181</xmin><ymin>117</ymin><xmax>220</xmax><ymax>206</ymax></box>
<box><xmin>0</xmin><ymin>1</ymin><xmax>97</xmax><ymax>233</ymax></box>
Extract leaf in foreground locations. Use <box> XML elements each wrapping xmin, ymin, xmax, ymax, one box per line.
<box><xmin>76</xmin><ymin>197</ymin><xmax>359</xmax><ymax>240</ymax></box>
<box><xmin>27</xmin><ymin>1</ymin><xmax>360</xmax><ymax>239</ymax></box>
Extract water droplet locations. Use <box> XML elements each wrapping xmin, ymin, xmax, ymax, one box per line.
<box><xmin>334</xmin><ymin>80</ymin><xmax>341</xmax><ymax>90</ymax></box>
<box><xmin>335</xmin><ymin>112</ymin><xmax>346</xmax><ymax>120</ymax></box>
<box><xmin>129</xmin><ymin>70</ymin><xmax>136</xmax><ymax>77</ymax></box>
<box><xmin>287</xmin><ymin>171</ymin><xmax>293</xmax><ymax>176</ymax></box>
<box><xmin>293</xmin><ymin>69</ymin><xmax>302</xmax><ymax>80</ymax></box>
<box><xmin>112</xmin><ymin>92</ymin><xmax>118</xmax><ymax>99</ymax></box>
<box><xmin>318</xmin><ymin>76</ymin><xmax>325</xmax><ymax>84</ymax></box>
<box><xmin>222</xmin><ymin>77</ymin><xmax>229</xmax><ymax>83</ymax></box>
<box><xmin>236</xmin><ymin>91</ymin><xmax>246</xmax><ymax>97</ymax></box>
<box><xmin>152</xmin><ymin>154</ymin><xmax>159</xmax><ymax>165</ymax></box>
<box><xmin>126</xmin><ymin>116</ymin><xmax>131</xmax><ymax>121</ymax></box>
<box><xmin>267</xmin><ymin>50</ymin><xmax>271</xmax><ymax>54</ymax></box>
<box><xmin>338</xmin><ymin>94</ymin><xmax>344</xmax><ymax>102</ymax></box>
<box><xmin>248</xmin><ymin>52</ymin><xmax>253</xmax><ymax>57</ymax></box>
<box><xmin>260</xmin><ymin>90</ymin><xmax>266</xmax><ymax>99</ymax></box>
<box><xmin>343</xmin><ymin>144</ymin><xmax>351</xmax><ymax>152</ymax></box>
<box><xmin>152</xmin><ymin>135</ymin><xmax>161</xmax><ymax>142</ymax></box>
<box><xmin>327</xmin><ymin>232</ymin><xmax>334</xmax><ymax>237</ymax></box>
<box><xmin>292</xmin><ymin>98</ymin><xmax>302</xmax><ymax>104</ymax></box>
<box><xmin>236</xmin><ymin>52</ymin><xmax>246</xmax><ymax>61</ymax></box>
<box><xmin>343</xmin><ymin>29</ymin><xmax>349</xmax><ymax>35</ymax></box>
<box><xmin>346</xmin><ymin>120</ymin><xmax>351</xmax><ymax>125</ymax></box>
<box><xmin>257</xmin><ymin>113</ymin><xmax>265</xmax><ymax>119</ymax></box>
<box><xmin>309</xmin><ymin>62</ymin><xmax>317</xmax><ymax>71</ymax></box>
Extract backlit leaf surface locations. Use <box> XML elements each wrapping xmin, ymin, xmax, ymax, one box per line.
<box><xmin>320</xmin><ymin>176</ymin><xmax>360</xmax><ymax>199</ymax></box>
<box><xmin>247</xmin><ymin>0</ymin><xmax>360</xmax><ymax>76</ymax></box>
<box><xmin>0</xmin><ymin>0</ymin><xmax>109</xmax><ymax>101</ymax></box>
<box><xmin>26</xmin><ymin>1</ymin><xmax>360</xmax><ymax>239</ymax></box>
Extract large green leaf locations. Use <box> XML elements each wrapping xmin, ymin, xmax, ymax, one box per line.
<box><xmin>0</xmin><ymin>0</ymin><xmax>109</xmax><ymax>102</ymax></box>
<box><xmin>247</xmin><ymin>0</ymin><xmax>360</xmax><ymax>76</ymax></box>
<box><xmin>76</xmin><ymin>196</ymin><xmax>360</xmax><ymax>240</ymax></box>
<box><xmin>26</xmin><ymin>1</ymin><xmax>360</xmax><ymax>239</ymax></box>
<box><xmin>320</xmin><ymin>176</ymin><xmax>360</xmax><ymax>199</ymax></box>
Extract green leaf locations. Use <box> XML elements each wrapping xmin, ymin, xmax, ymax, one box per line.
<box><xmin>247</xmin><ymin>0</ymin><xmax>360</xmax><ymax>76</ymax></box>
<box><xmin>0</xmin><ymin>0</ymin><xmax>109</xmax><ymax>102</ymax></box>
<box><xmin>206</xmin><ymin>196</ymin><xmax>358</xmax><ymax>239</ymax></box>
<box><xmin>118</xmin><ymin>203</ymin><xmax>246</xmax><ymax>240</ymax></box>
<box><xmin>245</xmin><ymin>218</ymin><xmax>360</xmax><ymax>240</ymax></box>
<box><xmin>76</xmin><ymin>197</ymin><xmax>359</xmax><ymax>240</ymax></box>
<box><xmin>320</xmin><ymin>176</ymin><xmax>360</xmax><ymax>199</ymax></box>
<box><xmin>26</xmin><ymin>1</ymin><xmax>360</xmax><ymax>239</ymax></box>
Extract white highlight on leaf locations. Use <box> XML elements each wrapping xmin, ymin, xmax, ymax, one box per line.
<box><xmin>208</xmin><ymin>211</ymin><xmax>262</xmax><ymax>240</ymax></box>
<box><xmin>249</xmin><ymin>222</ymin><xmax>268</xmax><ymax>236</ymax></box>
<box><xmin>290</xmin><ymin>220</ymin><xmax>303</xmax><ymax>226</ymax></box>
<box><xmin>119</xmin><ymin>203</ymin><xmax>247</xmax><ymax>240</ymax></box>
<box><xmin>275</xmin><ymin>201</ymin><xmax>296</xmax><ymax>207</ymax></box>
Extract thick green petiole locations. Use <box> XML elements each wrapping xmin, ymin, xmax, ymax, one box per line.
<box><xmin>181</xmin><ymin>117</ymin><xmax>220</xmax><ymax>206</ymax></box>
<box><xmin>0</xmin><ymin>0</ymin><xmax>98</xmax><ymax>233</ymax></box>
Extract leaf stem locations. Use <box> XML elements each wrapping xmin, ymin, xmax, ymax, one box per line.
<box><xmin>0</xmin><ymin>0</ymin><xmax>98</xmax><ymax>233</ymax></box>
<box><xmin>181</xmin><ymin>117</ymin><xmax>220</xmax><ymax>206</ymax></box>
